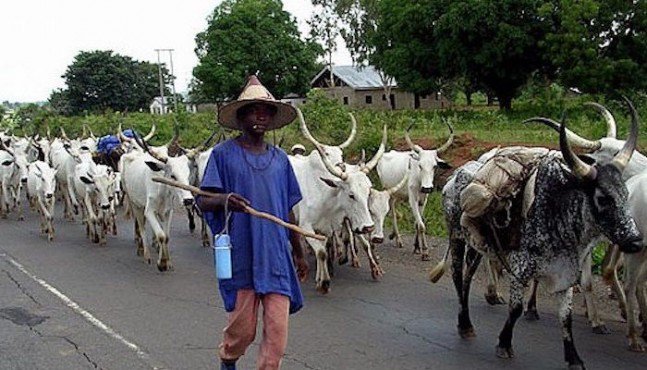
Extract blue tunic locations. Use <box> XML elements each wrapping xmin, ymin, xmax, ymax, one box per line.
<box><xmin>200</xmin><ymin>139</ymin><xmax>304</xmax><ymax>314</ymax></box>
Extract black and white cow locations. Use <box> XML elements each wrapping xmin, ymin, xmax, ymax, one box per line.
<box><xmin>443</xmin><ymin>103</ymin><xmax>643</xmax><ymax>369</ymax></box>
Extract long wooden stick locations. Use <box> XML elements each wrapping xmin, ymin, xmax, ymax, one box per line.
<box><xmin>152</xmin><ymin>177</ymin><xmax>326</xmax><ymax>241</ymax></box>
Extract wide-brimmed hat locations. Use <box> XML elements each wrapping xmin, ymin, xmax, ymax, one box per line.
<box><xmin>218</xmin><ymin>75</ymin><xmax>297</xmax><ymax>130</ymax></box>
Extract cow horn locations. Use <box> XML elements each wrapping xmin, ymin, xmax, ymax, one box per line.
<box><xmin>612</xmin><ymin>97</ymin><xmax>639</xmax><ymax>171</ymax></box>
<box><xmin>436</xmin><ymin>118</ymin><xmax>455</xmax><ymax>154</ymax></box>
<box><xmin>0</xmin><ymin>139</ymin><xmax>15</xmax><ymax>158</ymax></box>
<box><xmin>559</xmin><ymin>115</ymin><xmax>596</xmax><ymax>180</ymax></box>
<box><xmin>338</xmin><ymin>113</ymin><xmax>358</xmax><ymax>149</ymax></box>
<box><xmin>386</xmin><ymin>172</ymin><xmax>408</xmax><ymax>195</ymax></box>
<box><xmin>60</xmin><ymin>127</ymin><xmax>70</xmax><ymax>141</ymax></box>
<box><xmin>298</xmin><ymin>108</ymin><xmax>326</xmax><ymax>149</ymax></box>
<box><xmin>117</xmin><ymin>123</ymin><xmax>133</xmax><ymax>143</ymax></box>
<box><xmin>143</xmin><ymin>124</ymin><xmax>157</xmax><ymax>141</ymax></box>
<box><xmin>404</xmin><ymin>123</ymin><xmax>423</xmax><ymax>154</ymax></box>
<box><xmin>362</xmin><ymin>124</ymin><xmax>388</xmax><ymax>174</ymax></box>
<box><xmin>523</xmin><ymin>117</ymin><xmax>602</xmax><ymax>152</ymax></box>
<box><xmin>584</xmin><ymin>102</ymin><xmax>617</xmax><ymax>139</ymax></box>
<box><xmin>81</xmin><ymin>125</ymin><xmax>88</xmax><ymax>139</ymax></box>
<box><xmin>197</xmin><ymin>130</ymin><xmax>219</xmax><ymax>152</ymax></box>
<box><xmin>134</xmin><ymin>131</ymin><xmax>168</xmax><ymax>164</ymax></box>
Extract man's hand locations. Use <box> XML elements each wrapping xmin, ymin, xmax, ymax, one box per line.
<box><xmin>226</xmin><ymin>193</ymin><xmax>250</xmax><ymax>212</ymax></box>
<box><xmin>294</xmin><ymin>255</ymin><xmax>309</xmax><ymax>282</ymax></box>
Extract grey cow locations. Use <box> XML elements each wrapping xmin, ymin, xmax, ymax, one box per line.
<box><xmin>443</xmin><ymin>103</ymin><xmax>643</xmax><ymax>369</ymax></box>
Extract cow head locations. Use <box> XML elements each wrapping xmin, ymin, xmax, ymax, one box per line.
<box><xmin>405</xmin><ymin>120</ymin><xmax>453</xmax><ymax>193</ymax></box>
<box><xmin>368</xmin><ymin>172</ymin><xmax>408</xmax><ymax>243</ymax></box>
<box><xmin>525</xmin><ymin>101</ymin><xmax>647</xmax><ymax>180</ymax></box>
<box><xmin>80</xmin><ymin>165</ymin><xmax>115</xmax><ymax>210</ymax></box>
<box><xmin>32</xmin><ymin>163</ymin><xmax>58</xmax><ymax>200</ymax></box>
<box><xmin>556</xmin><ymin>99</ymin><xmax>643</xmax><ymax>254</ymax></box>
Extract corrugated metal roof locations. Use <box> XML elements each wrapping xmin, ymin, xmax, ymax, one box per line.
<box><xmin>311</xmin><ymin>65</ymin><xmax>397</xmax><ymax>89</ymax></box>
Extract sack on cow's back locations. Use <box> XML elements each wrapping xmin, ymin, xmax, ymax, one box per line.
<box><xmin>460</xmin><ymin>147</ymin><xmax>550</xmax><ymax>219</ymax></box>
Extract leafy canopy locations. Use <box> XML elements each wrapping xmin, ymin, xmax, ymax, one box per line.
<box><xmin>193</xmin><ymin>0</ymin><xmax>322</xmax><ymax>102</ymax></box>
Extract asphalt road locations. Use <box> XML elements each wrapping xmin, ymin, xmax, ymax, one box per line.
<box><xmin>0</xmin><ymin>207</ymin><xmax>645</xmax><ymax>370</ymax></box>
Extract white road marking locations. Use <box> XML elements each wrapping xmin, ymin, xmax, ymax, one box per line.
<box><xmin>1</xmin><ymin>252</ymin><xmax>161</xmax><ymax>369</ymax></box>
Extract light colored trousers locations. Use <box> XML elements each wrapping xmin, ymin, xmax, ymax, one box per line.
<box><xmin>219</xmin><ymin>289</ymin><xmax>290</xmax><ymax>370</ymax></box>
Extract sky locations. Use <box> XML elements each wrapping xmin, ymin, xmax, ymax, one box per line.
<box><xmin>0</xmin><ymin>0</ymin><xmax>352</xmax><ymax>103</ymax></box>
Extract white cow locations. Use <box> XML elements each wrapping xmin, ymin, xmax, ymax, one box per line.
<box><xmin>0</xmin><ymin>140</ymin><xmax>29</xmax><ymax>220</ymax></box>
<box><xmin>376</xmin><ymin>121</ymin><xmax>453</xmax><ymax>260</ymax></box>
<box><xmin>73</xmin><ymin>159</ymin><xmax>115</xmax><ymax>246</ymax></box>
<box><xmin>26</xmin><ymin>161</ymin><xmax>57</xmax><ymax>241</ymax></box>
<box><xmin>121</xmin><ymin>138</ymin><xmax>194</xmax><ymax>271</ymax></box>
<box><xmin>290</xmin><ymin>109</ymin><xmax>384</xmax><ymax>292</ymax></box>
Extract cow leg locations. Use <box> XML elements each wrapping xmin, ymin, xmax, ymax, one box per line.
<box><xmin>0</xmin><ymin>183</ymin><xmax>10</xmax><ymax>218</ymax></box>
<box><xmin>418</xmin><ymin>194</ymin><xmax>430</xmax><ymax>260</ymax></box>
<box><xmin>357</xmin><ymin>235</ymin><xmax>383</xmax><ymax>280</ymax></box>
<box><xmin>303</xmin><ymin>224</ymin><xmax>331</xmax><ymax>293</ymax></box>
<box><xmin>144</xmin><ymin>204</ymin><xmax>169</xmax><ymax>271</ymax></box>
<box><xmin>636</xmin><ymin>269</ymin><xmax>647</xmax><ymax>342</ymax></box>
<box><xmin>325</xmin><ymin>237</ymin><xmax>335</xmax><ymax>277</ymax></box>
<box><xmin>158</xmin><ymin>209</ymin><xmax>173</xmax><ymax>271</ymax></box>
<box><xmin>187</xmin><ymin>206</ymin><xmax>196</xmax><ymax>234</ymax></box>
<box><xmin>485</xmin><ymin>258</ymin><xmax>506</xmax><ymax>305</ymax></box>
<box><xmin>38</xmin><ymin>197</ymin><xmax>54</xmax><ymax>242</ymax></box>
<box><xmin>624</xmin><ymin>253</ymin><xmax>646</xmax><ymax>352</ymax></box>
<box><xmin>410</xmin><ymin>193</ymin><xmax>429</xmax><ymax>260</ymax></box>
<box><xmin>524</xmin><ymin>279</ymin><xmax>541</xmax><ymax>321</ymax></box>
<box><xmin>555</xmin><ymin>287</ymin><xmax>586</xmax><ymax>369</ymax></box>
<box><xmin>580</xmin><ymin>254</ymin><xmax>609</xmax><ymax>334</ymax></box>
<box><xmin>344</xmin><ymin>219</ymin><xmax>361</xmax><ymax>268</ymax></box>
<box><xmin>602</xmin><ymin>245</ymin><xmax>627</xmax><ymax>319</ymax></box>
<box><xmin>496</xmin><ymin>278</ymin><xmax>525</xmax><ymax>359</ymax></box>
<box><xmin>13</xmin><ymin>186</ymin><xmax>24</xmax><ymax>221</ymax></box>
<box><xmin>201</xmin><ymin>217</ymin><xmax>211</xmax><ymax>248</ymax></box>
<box><xmin>388</xmin><ymin>198</ymin><xmax>403</xmax><ymax>248</ymax></box>
<box><xmin>132</xmin><ymin>207</ymin><xmax>148</xmax><ymax>262</ymax></box>
<box><xmin>459</xmin><ymin>247</ymin><xmax>482</xmax><ymax>338</ymax></box>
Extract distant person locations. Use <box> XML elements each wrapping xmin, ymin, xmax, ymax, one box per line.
<box><xmin>197</xmin><ymin>75</ymin><xmax>309</xmax><ymax>370</ymax></box>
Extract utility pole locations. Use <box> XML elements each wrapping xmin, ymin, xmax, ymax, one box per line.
<box><xmin>167</xmin><ymin>49</ymin><xmax>179</xmax><ymax>114</ymax></box>
<box><xmin>154</xmin><ymin>49</ymin><xmax>167</xmax><ymax>114</ymax></box>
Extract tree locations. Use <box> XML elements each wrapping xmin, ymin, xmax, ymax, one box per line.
<box><xmin>61</xmin><ymin>50</ymin><xmax>168</xmax><ymax>115</ymax></box>
<box><xmin>48</xmin><ymin>88</ymin><xmax>73</xmax><ymax>116</ymax></box>
<box><xmin>193</xmin><ymin>0</ymin><xmax>322</xmax><ymax>102</ymax></box>
<box><xmin>308</xmin><ymin>3</ymin><xmax>341</xmax><ymax>87</ymax></box>
<box><xmin>542</xmin><ymin>0</ymin><xmax>646</xmax><ymax>95</ymax></box>
<box><xmin>373</xmin><ymin>0</ymin><xmax>550</xmax><ymax>110</ymax></box>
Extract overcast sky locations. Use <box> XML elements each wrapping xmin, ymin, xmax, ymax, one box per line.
<box><xmin>0</xmin><ymin>0</ymin><xmax>352</xmax><ymax>103</ymax></box>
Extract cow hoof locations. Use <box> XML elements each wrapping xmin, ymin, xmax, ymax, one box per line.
<box><xmin>628</xmin><ymin>341</ymin><xmax>645</xmax><ymax>352</ymax></box>
<box><xmin>157</xmin><ymin>261</ymin><xmax>172</xmax><ymax>272</ymax></box>
<box><xmin>317</xmin><ymin>281</ymin><xmax>331</xmax><ymax>294</ymax></box>
<box><xmin>48</xmin><ymin>235</ymin><xmax>54</xmax><ymax>242</ymax></box>
<box><xmin>568</xmin><ymin>364</ymin><xmax>585</xmax><ymax>370</ymax></box>
<box><xmin>338</xmin><ymin>255</ymin><xmax>349</xmax><ymax>265</ymax></box>
<box><xmin>351</xmin><ymin>260</ymin><xmax>361</xmax><ymax>268</ymax></box>
<box><xmin>524</xmin><ymin>309</ymin><xmax>540</xmax><ymax>321</ymax></box>
<box><xmin>591</xmin><ymin>325</ymin><xmax>611</xmax><ymax>335</ymax></box>
<box><xmin>19</xmin><ymin>216</ymin><xmax>24</xmax><ymax>221</ymax></box>
<box><xmin>421</xmin><ymin>253</ymin><xmax>430</xmax><ymax>261</ymax></box>
<box><xmin>458</xmin><ymin>327</ymin><xmax>476</xmax><ymax>339</ymax></box>
<box><xmin>495</xmin><ymin>346</ymin><xmax>514</xmax><ymax>359</ymax></box>
<box><xmin>371</xmin><ymin>267</ymin><xmax>384</xmax><ymax>280</ymax></box>
<box><xmin>485</xmin><ymin>293</ymin><xmax>506</xmax><ymax>306</ymax></box>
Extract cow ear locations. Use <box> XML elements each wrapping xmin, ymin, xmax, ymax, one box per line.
<box><xmin>319</xmin><ymin>177</ymin><xmax>341</xmax><ymax>188</ymax></box>
<box><xmin>144</xmin><ymin>161</ymin><xmax>165</xmax><ymax>172</ymax></box>
<box><xmin>437</xmin><ymin>160</ymin><xmax>452</xmax><ymax>169</ymax></box>
<box><xmin>2</xmin><ymin>160</ymin><xmax>13</xmax><ymax>166</ymax></box>
<box><xmin>80</xmin><ymin>176</ymin><xmax>94</xmax><ymax>184</ymax></box>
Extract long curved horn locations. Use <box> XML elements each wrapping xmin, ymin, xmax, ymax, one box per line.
<box><xmin>387</xmin><ymin>172</ymin><xmax>408</xmax><ymax>195</ymax></box>
<box><xmin>167</xmin><ymin>123</ymin><xmax>180</xmax><ymax>147</ymax></box>
<box><xmin>143</xmin><ymin>124</ymin><xmax>157</xmax><ymax>141</ymax></box>
<box><xmin>404</xmin><ymin>123</ymin><xmax>423</xmax><ymax>154</ymax></box>
<box><xmin>436</xmin><ymin>118</ymin><xmax>455</xmax><ymax>154</ymax></box>
<box><xmin>297</xmin><ymin>108</ymin><xmax>326</xmax><ymax>149</ymax></box>
<box><xmin>362</xmin><ymin>124</ymin><xmax>388</xmax><ymax>173</ymax></box>
<box><xmin>584</xmin><ymin>102</ymin><xmax>616</xmax><ymax>139</ymax></box>
<box><xmin>0</xmin><ymin>139</ymin><xmax>15</xmax><ymax>157</ymax></box>
<box><xmin>612</xmin><ymin>97</ymin><xmax>639</xmax><ymax>171</ymax></box>
<box><xmin>523</xmin><ymin>117</ymin><xmax>602</xmax><ymax>152</ymax></box>
<box><xmin>81</xmin><ymin>125</ymin><xmax>88</xmax><ymax>139</ymax></box>
<box><xmin>46</xmin><ymin>125</ymin><xmax>51</xmax><ymax>140</ymax></box>
<box><xmin>117</xmin><ymin>123</ymin><xmax>133</xmax><ymax>143</ymax></box>
<box><xmin>134</xmin><ymin>131</ymin><xmax>168</xmax><ymax>164</ymax></box>
<box><xmin>60</xmin><ymin>127</ymin><xmax>70</xmax><ymax>141</ymax></box>
<box><xmin>88</xmin><ymin>125</ymin><xmax>96</xmax><ymax>140</ymax></box>
<box><xmin>338</xmin><ymin>113</ymin><xmax>358</xmax><ymax>149</ymax></box>
<box><xmin>559</xmin><ymin>115</ymin><xmax>596</xmax><ymax>180</ymax></box>
<box><xmin>197</xmin><ymin>130</ymin><xmax>219</xmax><ymax>152</ymax></box>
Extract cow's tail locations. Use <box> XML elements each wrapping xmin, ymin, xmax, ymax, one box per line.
<box><xmin>429</xmin><ymin>243</ymin><xmax>451</xmax><ymax>283</ymax></box>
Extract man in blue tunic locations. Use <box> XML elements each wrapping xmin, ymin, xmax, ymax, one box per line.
<box><xmin>197</xmin><ymin>75</ymin><xmax>309</xmax><ymax>370</ymax></box>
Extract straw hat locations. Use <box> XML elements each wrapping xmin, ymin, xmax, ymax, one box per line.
<box><xmin>218</xmin><ymin>75</ymin><xmax>297</xmax><ymax>130</ymax></box>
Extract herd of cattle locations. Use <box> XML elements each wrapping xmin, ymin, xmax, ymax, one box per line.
<box><xmin>1</xmin><ymin>101</ymin><xmax>646</xmax><ymax>369</ymax></box>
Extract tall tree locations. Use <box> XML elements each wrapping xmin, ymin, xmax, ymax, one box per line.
<box><xmin>193</xmin><ymin>0</ymin><xmax>322</xmax><ymax>102</ymax></box>
<box><xmin>373</xmin><ymin>0</ymin><xmax>550</xmax><ymax>110</ymax></box>
<box><xmin>542</xmin><ymin>0</ymin><xmax>646</xmax><ymax>95</ymax></box>
<box><xmin>308</xmin><ymin>3</ymin><xmax>341</xmax><ymax>87</ymax></box>
<box><xmin>62</xmin><ymin>50</ymin><xmax>168</xmax><ymax>115</ymax></box>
